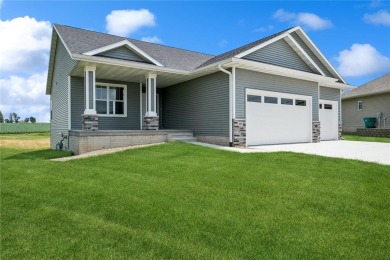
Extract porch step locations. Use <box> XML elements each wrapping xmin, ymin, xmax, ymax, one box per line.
<box><xmin>167</xmin><ymin>131</ymin><xmax>197</xmax><ymax>143</ymax></box>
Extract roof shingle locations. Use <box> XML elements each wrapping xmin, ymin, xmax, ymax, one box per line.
<box><xmin>342</xmin><ymin>73</ymin><xmax>390</xmax><ymax>99</ymax></box>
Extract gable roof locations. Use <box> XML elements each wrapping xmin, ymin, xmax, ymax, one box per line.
<box><xmin>342</xmin><ymin>73</ymin><xmax>390</xmax><ymax>99</ymax></box>
<box><xmin>54</xmin><ymin>24</ymin><xmax>213</xmax><ymax>71</ymax></box>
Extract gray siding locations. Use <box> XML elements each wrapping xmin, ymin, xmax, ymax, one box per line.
<box><xmin>320</xmin><ymin>86</ymin><xmax>341</xmax><ymax>120</ymax></box>
<box><xmin>290</xmin><ymin>32</ymin><xmax>334</xmax><ymax>78</ymax></box>
<box><xmin>50</xmin><ymin>40</ymin><xmax>78</xmax><ymax>149</ymax></box>
<box><xmin>71</xmin><ymin>76</ymin><xmax>141</xmax><ymax>130</ymax></box>
<box><xmin>162</xmin><ymin>72</ymin><xmax>229</xmax><ymax>137</ymax></box>
<box><xmin>342</xmin><ymin>93</ymin><xmax>390</xmax><ymax>132</ymax></box>
<box><xmin>97</xmin><ymin>46</ymin><xmax>150</xmax><ymax>63</ymax></box>
<box><xmin>243</xmin><ymin>39</ymin><xmax>314</xmax><ymax>73</ymax></box>
<box><xmin>235</xmin><ymin>69</ymin><xmax>319</xmax><ymax>121</ymax></box>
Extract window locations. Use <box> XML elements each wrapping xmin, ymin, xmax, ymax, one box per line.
<box><xmin>247</xmin><ymin>95</ymin><xmax>261</xmax><ymax>103</ymax></box>
<box><xmin>295</xmin><ymin>99</ymin><xmax>306</xmax><ymax>106</ymax></box>
<box><xmin>324</xmin><ymin>104</ymin><xmax>332</xmax><ymax>110</ymax></box>
<box><xmin>96</xmin><ymin>83</ymin><xmax>126</xmax><ymax>116</ymax></box>
<box><xmin>319</xmin><ymin>104</ymin><xmax>322</xmax><ymax>109</ymax></box>
<box><xmin>358</xmin><ymin>101</ymin><xmax>363</xmax><ymax>111</ymax></box>
<box><xmin>264</xmin><ymin>96</ymin><xmax>278</xmax><ymax>104</ymax></box>
<box><xmin>281</xmin><ymin>98</ymin><xmax>293</xmax><ymax>105</ymax></box>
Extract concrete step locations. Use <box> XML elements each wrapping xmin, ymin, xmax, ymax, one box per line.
<box><xmin>167</xmin><ymin>131</ymin><xmax>196</xmax><ymax>142</ymax></box>
<box><xmin>173</xmin><ymin>137</ymin><xmax>198</xmax><ymax>143</ymax></box>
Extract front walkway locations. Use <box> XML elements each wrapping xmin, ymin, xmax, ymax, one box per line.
<box><xmin>192</xmin><ymin>141</ymin><xmax>390</xmax><ymax>165</ymax></box>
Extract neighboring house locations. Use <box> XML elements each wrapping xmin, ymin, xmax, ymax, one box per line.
<box><xmin>342</xmin><ymin>73</ymin><xmax>390</xmax><ymax>132</ymax></box>
<box><xmin>46</xmin><ymin>24</ymin><xmax>353</xmax><ymax>153</ymax></box>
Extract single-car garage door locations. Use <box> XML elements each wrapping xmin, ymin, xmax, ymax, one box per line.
<box><xmin>246</xmin><ymin>89</ymin><xmax>312</xmax><ymax>146</ymax></box>
<box><xmin>319</xmin><ymin>99</ymin><xmax>338</xmax><ymax>141</ymax></box>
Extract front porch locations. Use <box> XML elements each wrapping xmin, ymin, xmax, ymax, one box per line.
<box><xmin>68</xmin><ymin>130</ymin><xmax>197</xmax><ymax>155</ymax></box>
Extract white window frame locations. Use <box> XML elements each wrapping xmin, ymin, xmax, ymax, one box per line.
<box><xmin>95</xmin><ymin>82</ymin><xmax>127</xmax><ymax>117</ymax></box>
<box><xmin>358</xmin><ymin>101</ymin><xmax>363</xmax><ymax>111</ymax></box>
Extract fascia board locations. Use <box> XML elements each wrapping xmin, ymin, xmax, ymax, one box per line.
<box><xmin>295</xmin><ymin>28</ymin><xmax>346</xmax><ymax>84</ymax></box>
<box><xmin>82</xmin><ymin>40</ymin><xmax>164</xmax><ymax>67</ymax></box>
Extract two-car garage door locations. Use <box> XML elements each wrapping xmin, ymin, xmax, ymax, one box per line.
<box><xmin>246</xmin><ymin>89</ymin><xmax>312</xmax><ymax>146</ymax></box>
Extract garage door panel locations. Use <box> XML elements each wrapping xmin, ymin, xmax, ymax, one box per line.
<box><xmin>246</xmin><ymin>89</ymin><xmax>312</xmax><ymax>146</ymax></box>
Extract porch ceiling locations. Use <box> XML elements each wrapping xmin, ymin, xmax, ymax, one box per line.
<box><xmin>71</xmin><ymin>61</ymin><xmax>220</xmax><ymax>87</ymax></box>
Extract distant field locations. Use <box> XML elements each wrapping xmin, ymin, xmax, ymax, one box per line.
<box><xmin>0</xmin><ymin>123</ymin><xmax>50</xmax><ymax>134</ymax></box>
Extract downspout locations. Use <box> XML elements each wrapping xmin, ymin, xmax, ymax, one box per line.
<box><xmin>218</xmin><ymin>64</ymin><xmax>233</xmax><ymax>146</ymax></box>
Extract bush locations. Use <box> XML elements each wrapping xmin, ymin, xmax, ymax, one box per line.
<box><xmin>0</xmin><ymin>123</ymin><xmax>50</xmax><ymax>134</ymax></box>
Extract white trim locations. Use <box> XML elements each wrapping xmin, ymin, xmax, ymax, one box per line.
<box><xmin>285</xmin><ymin>35</ymin><xmax>325</xmax><ymax>76</ymax></box>
<box><xmin>53</xmin><ymin>25</ymin><xmax>73</xmax><ymax>58</ymax></box>
<box><xmin>318</xmin><ymin>82</ymin><xmax>321</xmax><ymax>123</ymax></box>
<box><xmin>140</xmin><ymin>82</ymin><xmax>143</xmax><ymax>129</ymax></box>
<box><xmin>294</xmin><ymin>27</ymin><xmax>346</xmax><ymax>83</ymax></box>
<box><xmin>145</xmin><ymin>73</ymin><xmax>157</xmax><ymax>116</ymax></box>
<box><xmin>95</xmin><ymin>82</ymin><xmax>127</xmax><ymax>117</ymax></box>
<box><xmin>231</xmin><ymin>58</ymin><xmax>354</xmax><ymax>90</ymax></box>
<box><xmin>339</xmin><ymin>89</ymin><xmax>342</xmax><ymax>125</ymax></box>
<box><xmin>83</xmin><ymin>40</ymin><xmax>164</xmax><ymax>67</ymax></box>
<box><xmin>68</xmin><ymin>76</ymin><xmax>71</xmax><ymax>130</ymax></box>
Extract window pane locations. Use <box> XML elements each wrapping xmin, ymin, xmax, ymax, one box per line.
<box><xmin>115</xmin><ymin>102</ymin><xmax>124</xmax><ymax>114</ymax></box>
<box><xmin>264</xmin><ymin>96</ymin><xmax>277</xmax><ymax>104</ymax></box>
<box><xmin>247</xmin><ymin>95</ymin><xmax>261</xmax><ymax>103</ymax></box>
<box><xmin>116</xmin><ymin>87</ymin><xmax>124</xmax><ymax>101</ymax></box>
<box><xmin>324</xmin><ymin>104</ymin><xmax>332</xmax><ymax>110</ymax></box>
<box><xmin>109</xmin><ymin>88</ymin><xmax>116</xmax><ymax>101</ymax></box>
<box><xmin>319</xmin><ymin>104</ymin><xmax>322</xmax><ymax>109</ymax></box>
<box><xmin>96</xmin><ymin>100</ymin><xmax>107</xmax><ymax>114</ymax></box>
<box><xmin>281</xmin><ymin>98</ymin><xmax>293</xmax><ymax>105</ymax></box>
<box><xmin>96</xmin><ymin>86</ymin><xmax>107</xmax><ymax>100</ymax></box>
<box><xmin>295</xmin><ymin>99</ymin><xmax>306</xmax><ymax>106</ymax></box>
<box><xmin>109</xmin><ymin>101</ymin><xmax>114</xmax><ymax>114</ymax></box>
<box><xmin>358</xmin><ymin>101</ymin><xmax>363</xmax><ymax>110</ymax></box>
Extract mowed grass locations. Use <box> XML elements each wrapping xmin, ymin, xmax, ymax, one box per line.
<box><xmin>342</xmin><ymin>134</ymin><xmax>390</xmax><ymax>143</ymax></box>
<box><xmin>1</xmin><ymin>134</ymin><xmax>390</xmax><ymax>259</ymax></box>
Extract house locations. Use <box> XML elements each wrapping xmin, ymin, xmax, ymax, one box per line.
<box><xmin>342</xmin><ymin>73</ymin><xmax>390</xmax><ymax>132</ymax></box>
<box><xmin>46</xmin><ymin>24</ymin><xmax>353</xmax><ymax>154</ymax></box>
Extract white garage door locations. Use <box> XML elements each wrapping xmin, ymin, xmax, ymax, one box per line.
<box><xmin>246</xmin><ymin>89</ymin><xmax>312</xmax><ymax>146</ymax></box>
<box><xmin>319</xmin><ymin>100</ymin><xmax>338</xmax><ymax>141</ymax></box>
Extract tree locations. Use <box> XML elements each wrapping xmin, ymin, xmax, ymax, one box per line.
<box><xmin>8</xmin><ymin>113</ymin><xmax>13</xmax><ymax>123</ymax></box>
<box><xmin>29</xmin><ymin>116</ymin><xmax>36</xmax><ymax>123</ymax></box>
<box><xmin>12</xmin><ymin>112</ymin><xmax>20</xmax><ymax>123</ymax></box>
<box><xmin>0</xmin><ymin>111</ymin><xmax>3</xmax><ymax>123</ymax></box>
<box><xmin>4</xmin><ymin>119</ymin><xmax>10</xmax><ymax>123</ymax></box>
<box><xmin>24</xmin><ymin>117</ymin><xmax>30</xmax><ymax>123</ymax></box>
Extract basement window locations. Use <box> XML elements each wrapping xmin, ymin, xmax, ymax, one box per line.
<box><xmin>358</xmin><ymin>101</ymin><xmax>363</xmax><ymax>111</ymax></box>
<box><xmin>96</xmin><ymin>83</ymin><xmax>127</xmax><ymax>116</ymax></box>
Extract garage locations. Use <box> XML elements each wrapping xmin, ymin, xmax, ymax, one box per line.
<box><xmin>319</xmin><ymin>99</ymin><xmax>338</xmax><ymax>141</ymax></box>
<box><xmin>246</xmin><ymin>89</ymin><xmax>312</xmax><ymax>146</ymax></box>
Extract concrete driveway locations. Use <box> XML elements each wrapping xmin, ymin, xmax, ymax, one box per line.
<box><xmin>248</xmin><ymin>141</ymin><xmax>390</xmax><ymax>165</ymax></box>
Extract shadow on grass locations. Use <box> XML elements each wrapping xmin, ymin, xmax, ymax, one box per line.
<box><xmin>4</xmin><ymin>149</ymin><xmax>72</xmax><ymax>160</ymax></box>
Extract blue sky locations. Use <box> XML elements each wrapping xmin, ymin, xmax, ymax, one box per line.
<box><xmin>1</xmin><ymin>0</ymin><xmax>389</xmax><ymax>122</ymax></box>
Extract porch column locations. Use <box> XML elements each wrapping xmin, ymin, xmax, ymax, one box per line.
<box><xmin>82</xmin><ymin>65</ymin><xmax>98</xmax><ymax>131</ymax></box>
<box><xmin>144</xmin><ymin>72</ymin><xmax>159</xmax><ymax>130</ymax></box>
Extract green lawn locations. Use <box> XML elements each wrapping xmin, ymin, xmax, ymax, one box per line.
<box><xmin>342</xmin><ymin>134</ymin><xmax>390</xmax><ymax>143</ymax></box>
<box><xmin>1</xmin><ymin>135</ymin><xmax>390</xmax><ymax>259</ymax></box>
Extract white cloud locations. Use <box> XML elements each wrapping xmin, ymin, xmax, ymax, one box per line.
<box><xmin>106</xmin><ymin>9</ymin><xmax>156</xmax><ymax>37</ymax></box>
<box><xmin>363</xmin><ymin>10</ymin><xmax>390</xmax><ymax>26</ymax></box>
<box><xmin>254</xmin><ymin>25</ymin><xmax>274</xmax><ymax>33</ymax></box>
<box><xmin>0</xmin><ymin>72</ymin><xmax>50</xmax><ymax>122</ymax></box>
<box><xmin>141</xmin><ymin>36</ymin><xmax>162</xmax><ymax>44</ymax></box>
<box><xmin>336</xmin><ymin>43</ymin><xmax>390</xmax><ymax>77</ymax></box>
<box><xmin>273</xmin><ymin>9</ymin><xmax>333</xmax><ymax>30</ymax></box>
<box><xmin>0</xmin><ymin>16</ymin><xmax>51</xmax><ymax>73</ymax></box>
<box><xmin>218</xmin><ymin>39</ymin><xmax>228</xmax><ymax>48</ymax></box>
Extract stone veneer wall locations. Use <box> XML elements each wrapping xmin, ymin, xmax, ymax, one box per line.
<box><xmin>312</xmin><ymin>121</ymin><xmax>321</xmax><ymax>143</ymax></box>
<box><xmin>338</xmin><ymin>122</ymin><xmax>342</xmax><ymax>140</ymax></box>
<box><xmin>233</xmin><ymin>119</ymin><xmax>246</xmax><ymax>147</ymax></box>
<box><xmin>144</xmin><ymin>116</ymin><xmax>159</xmax><ymax>130</ymax></box>
<box><xmin>356</xmin><ymin>128</ymin><xmax>390</xmax><ymax>137</ymax></box>
<box><xmin>82</xmin><ymin>114</ymin><xmax>98</xmax><ymax>131</ymax></box>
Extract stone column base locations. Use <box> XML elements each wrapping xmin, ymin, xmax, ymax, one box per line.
<box><xmin>312</xmin><ymin>121</ymin><xmax>320</xmax><ymax>143</ymax></box>
<box><xmin>82</xmin><ymin>114</ymin><xmax>98</xmax><ymax>131</ymax></box>
<box><xmin>144</xmin><ymin>116</ymin><xmax>159</xmax><ymax>130</ymax></box>
<box><xmin>233</xmin><ymin>119</ymin><xmax>246</xmax><ymax>147</ymax></box>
